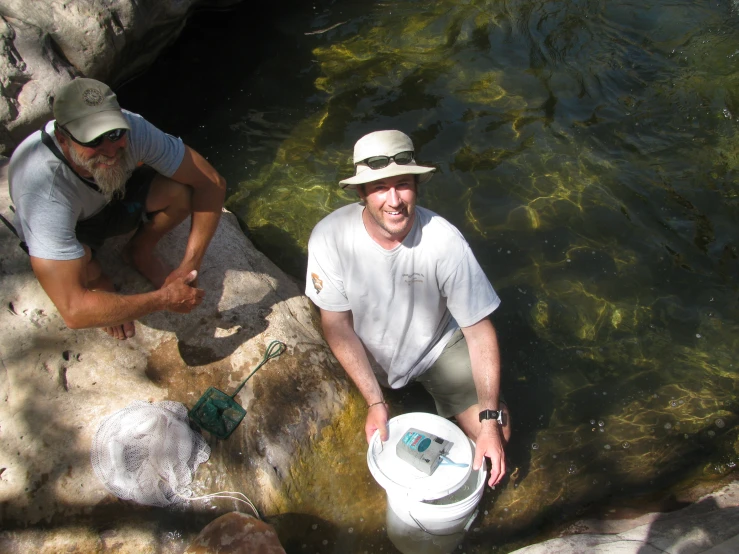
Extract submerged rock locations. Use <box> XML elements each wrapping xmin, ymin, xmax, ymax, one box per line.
<box><xmin>183</xmin><ymin>512</ymin><xmax>286</xmax><ymax>554</ymax></box>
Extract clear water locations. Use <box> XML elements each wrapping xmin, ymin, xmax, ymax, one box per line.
<box><xmin>118</xmin><ymin>0</ymin><xmax>739</xmax><ymax>551</ymax></box>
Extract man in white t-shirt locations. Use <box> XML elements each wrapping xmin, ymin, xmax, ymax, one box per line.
<box><xmin>8</xmin><ymin>78</ymin><xmax>226</xmax><ymax>340</ymax></box>
<box><xmin>306</xmin><ymin>130</ymin><xmax>511</xmax><ymax>486</ymax></box>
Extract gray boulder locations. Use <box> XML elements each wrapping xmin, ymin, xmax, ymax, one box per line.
<box><xmin>0</xmin><ymin>0</ymin><xmax>241</xmax><ymax>155</ymax></box>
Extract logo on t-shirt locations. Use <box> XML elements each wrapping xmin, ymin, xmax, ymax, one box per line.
<box><xmin>403</xmin><ymin>272</ymin><xmax>424</xmax><ymax>284</ymax></box>
<box><xmin>311</xmin><ymin>272</ymin><xmax>324</xmax><ymax>294</ymax></box>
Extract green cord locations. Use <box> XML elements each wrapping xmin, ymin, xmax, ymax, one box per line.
<box><xmin>231</xmin><ymin>340</ymin><xmax>286</xmax><ymax>398</ymax></box>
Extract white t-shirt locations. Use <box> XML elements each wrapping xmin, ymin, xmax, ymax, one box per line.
<box><xmin>306</xmin><ymin>203</ymin><xmax>500</xmax><ymax>388</ymax></box>
<box><xmin>9</xmin><ymin>110</ymin><xmax>185</xmax><ymax>261</ymax></box>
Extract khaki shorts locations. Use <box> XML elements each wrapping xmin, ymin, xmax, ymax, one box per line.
<box><xmin>415</xmin><ymin>329</ymin><xmax>505</xmax><ymax>418</ymax></box>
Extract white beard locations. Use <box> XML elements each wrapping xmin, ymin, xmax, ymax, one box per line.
<box><xmin>68</xmin><ymin>147</ymin><xmax>132</xmax><ymax>202</ymax></box>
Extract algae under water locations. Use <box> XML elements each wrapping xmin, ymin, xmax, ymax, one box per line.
<box><xmin>119</xmin><ymin>0</ymin><xmax>739</xmax><ymax>551</ymax></box>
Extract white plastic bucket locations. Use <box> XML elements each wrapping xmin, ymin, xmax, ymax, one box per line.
<box><xmin>386</xmin><ymin>466</ymin><xmax>484</xmax><ymax>554</ymax></box>
<box><xmin>367</xmin><ymin>413</ymin><xmax>485</xmax><ymax>554</ymax></box>
<box><xmin>388</xmin><ymin>463</ymin><xmax>484</xmax><ymax>532</ymax></box>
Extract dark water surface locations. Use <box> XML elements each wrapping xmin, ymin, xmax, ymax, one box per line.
<box><xmin>119</xmin><ymin>0</ymin><xmax>739</xmax><ymax>551</ymax></box>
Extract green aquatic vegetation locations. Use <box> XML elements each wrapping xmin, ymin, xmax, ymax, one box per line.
<box><xmin>215</xmin><ymin>0</ymin><xmax>739</xmax><ymax>545</ymax></box>
<box><xmin>226</xmin><ymin>111</ymin><xmax>356</xmax><ymax>274</ymax></box>
<box><xmin>312</xmin><ymin>6</ymin><xmax>458</xmax><ymax>96</ymax></box>
<box><xmin>447</xmin><ymin>71</ymin><xmax>527</xmax><ymax>111</ymax></box>
<box><xmin>528</xmin><ymin>282</ymin><xmax>649</xmax><ymax>342</ymax></box>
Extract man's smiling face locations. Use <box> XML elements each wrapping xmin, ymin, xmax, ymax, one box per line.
<box><xmin>58</xmin><ymin>127</ymin><xmax>131</xmax><ymax>200</ymax></box>
<box><xmin>358</xmin><ymin>173</ymin><xmax>417</xmax><ymax>248</ymax></box>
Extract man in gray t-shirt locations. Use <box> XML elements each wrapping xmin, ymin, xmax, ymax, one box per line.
<box><xmin>306</xmin><ymin>130</ymin><xmax>511</xmax><ymax>487</ymax></box>
<box><xmin>8</xmin><ymin>78</ymin><xmax>226</xmax><ymax>340</ymax></box>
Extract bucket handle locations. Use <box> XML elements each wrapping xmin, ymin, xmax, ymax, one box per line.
<box><xmin>408</xmin><ymin>508</ymin><xmax>479</xmax><ymax>536</ymax></box>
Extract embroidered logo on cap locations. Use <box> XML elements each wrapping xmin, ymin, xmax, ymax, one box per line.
<box><xmin>311</xmin><ymin>273</ymin><xmax>323</xmax><ymax>294</ymax></box>
<box><xmin>82</xmin><ymin>88</ymin><xmax>104</xmax><ymax>106</ymax></box>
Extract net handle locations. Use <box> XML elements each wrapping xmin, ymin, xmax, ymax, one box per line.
<box><xmin>231</xmin><ymin>340</ymin><xmax>286</xmax><ymax>398</ymax></box>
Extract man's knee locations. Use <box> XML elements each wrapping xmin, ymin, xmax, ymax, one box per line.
<box><xmin>81</xmin><ymin>245</ymin><xmax>105</xmax><ymax>287</ymax></box>
<box><xmin>146</xmin><ymin>175</ymin><xmax>192</xmax><ymax>215</ymax></box>
<box><xmin>82</xmin><ymin>244</ymin><xmax>94</xmax><ymax>265</ymax></box>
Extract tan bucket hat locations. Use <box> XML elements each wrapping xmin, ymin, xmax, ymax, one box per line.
<box><xmin>53</xmin><ymin>78</ymin><xmax>130</xmax><ymax>143</ymax></box>
<box><xmin>339</xmin><ymin>130</ymin><xmax>436</xmax><ymax>189</ymax></box>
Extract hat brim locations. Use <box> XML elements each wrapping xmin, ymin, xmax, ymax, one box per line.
<box><xmin>340</xmin><ymin>162</ymin><xmax>436</xmax><ymax>189</ymax></box>
<box><xmin>64</xmin><ymin>110</ymin><xmax>130</xmax><ymax>144</ymax></box>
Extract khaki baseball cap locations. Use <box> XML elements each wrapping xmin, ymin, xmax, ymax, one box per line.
<box><xmin>53</xmin><ymin>78</ymin><xmax>130</xmax><ymax>143</ymax></box>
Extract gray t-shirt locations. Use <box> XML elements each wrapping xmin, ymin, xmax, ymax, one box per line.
<box><xmin>8</xmin><ymin>110</ymin><xmax>185</xmax><ymax>260</ymax></box>
<box><xmin>306</xmin><ymin>203</ymin><xmax>500</xmax><ymax>388</ymax></box>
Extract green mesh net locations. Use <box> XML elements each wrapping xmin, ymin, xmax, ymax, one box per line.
<box><xmin>189</xmin><ymin>340</ymin><xmax>285</xmax><ymax>439</ymax></box>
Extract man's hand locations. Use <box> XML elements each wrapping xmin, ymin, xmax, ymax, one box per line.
<box><xmin>365</xmin><ymin>402</ymin><xmax>389</xmax><ymax>444</ymax></box>
<box><xmin>162</xmin><ymin>270</ymin><xmax>205</xmax><ymax>313</ymax></box>
<box><xmin>162</xmin><ymin>263</ymin><xmax>199</xmax><ymax>289</ymax></box>
<box><xmin>473</xmin><ymin>421</ymin><xmax>506</xmax><ymax>487</ymax></box>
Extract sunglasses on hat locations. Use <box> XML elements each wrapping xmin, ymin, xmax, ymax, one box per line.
<box><xmin>62</xmin><ymin>126</ymin><xmax>128</xmax><ymax>148</ymax></box>
<box><xmin>356</xmin><ymin>150</ymin><xmax>414</xmax><ymax>170</ymax></box>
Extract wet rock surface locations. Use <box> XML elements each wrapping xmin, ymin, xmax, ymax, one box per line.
<box><xmin>509</xmin><ymin>480</ymin><xmax>739</xmax><ymax>554</ymax></box>
<box><xmin>0</xmin><ymin>160</ymin><xmax>351</xmax><ymax>552</ymax></box>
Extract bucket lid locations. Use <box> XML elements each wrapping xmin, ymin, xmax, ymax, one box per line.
<box><xmin>367</xmin><ymin>412</ymin><xmax>474</xmax><ymax>502</ymax></box>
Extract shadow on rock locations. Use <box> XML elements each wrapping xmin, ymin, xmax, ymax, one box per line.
<box><xmin>99</xmin><ymin>211</ymin><xmax>305</xmax><ymax>368</ymax></box>
<box><xmin>242</xmin><ymin>222</ymin><xmax>309</xmax><ymax>284</ymax></box>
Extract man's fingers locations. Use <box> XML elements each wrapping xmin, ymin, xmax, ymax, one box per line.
<box><xmin>365</xmin><ymin>405</ymin><xmax>389</xmax><ymax>444</ymax></box>
<box><xmin>487</xmin><ymin>455</ymin><xmax>506</xmax><ymax>487</ymax></box>
<box><xmin>379</xmin><ymin>421</ymin><xmax>388</xmax><ymax>442</ymax></box>
<box><xmin>473</xmin><ymin>447</ymin><xmax>485</xmax><ymax>471</ymax></box>
<box><xmin>183</xmin><ymin>269</ymin><xmax>198</xmax><ymax>285</ymax></box>
<box><xmin>364</xmin><ymin>422</ymin><xmax>379</xmax><ymax>444</ymax></box>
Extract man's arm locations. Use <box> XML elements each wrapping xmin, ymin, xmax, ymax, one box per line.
<box><xmin>164</xmin><ymin>145</ymin><xmax>227</xmax><ymax>283</ymax></box>
<box><xmin>30</xmin><ymin>255</ymin><xmax>204</xmax><ymax>329</ymax></box>
<box><xmin>461</xmin><ymin>317</ymin><xmax>506</xmax><ymax>486</ymax></box>
<box><xmin>320</xmin><ymin>308</ymin><xmax>389</xmax><ymax>443</ymax></box>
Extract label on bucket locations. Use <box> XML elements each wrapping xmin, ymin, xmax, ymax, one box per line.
<box><xmin>396</xmin><ymin>427</ymin><xmax>453</xmax><ymax>475</ymax></box>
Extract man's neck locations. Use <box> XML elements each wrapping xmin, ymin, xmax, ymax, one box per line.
<box><xmin>361</xmin><ymin>207</ymin><xmax>414</xmax><ymax>250</ymax></box>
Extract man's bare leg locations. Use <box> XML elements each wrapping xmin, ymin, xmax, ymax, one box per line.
<box><xmin>123</xmin><ymin>175</ymin><xmax>191</xmax><ymax>288</ymax></box>
<box><xmin>83</xmin><ymin>246</ymin><xmax>135</xmax><ymax>340</ymax></box>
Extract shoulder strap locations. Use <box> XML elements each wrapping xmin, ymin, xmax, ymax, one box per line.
<box><xmin>40</xmin><ymin>129</ymin><xmax>102</xmax><ymax>194</ymax></box>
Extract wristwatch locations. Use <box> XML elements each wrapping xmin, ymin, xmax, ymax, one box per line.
<box><xmin>479</xmin><ymin>409</ymin><xmax>503</xmax><ymax>424</ymax></box>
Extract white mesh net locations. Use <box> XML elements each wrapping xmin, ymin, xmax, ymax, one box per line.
<box><xmin>91</xmin><ymin>400</ymin><xmax>211</xmax><ymax>507</ymax></box>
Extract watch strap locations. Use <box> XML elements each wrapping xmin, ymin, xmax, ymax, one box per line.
<box><xmin>479</xmin><ymin>409</ymin><xmax>502</xmax><ymax>423</ymax></box>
